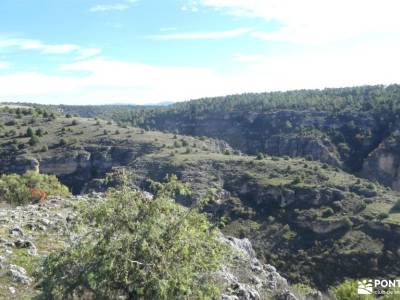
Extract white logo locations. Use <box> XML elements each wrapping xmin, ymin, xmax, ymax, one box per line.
<box><xmin>358</xmin><ymin>279</ymin><xmax>373</xmax><ymax>295</ymax></box>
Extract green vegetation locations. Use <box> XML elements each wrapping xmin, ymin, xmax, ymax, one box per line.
<box><xmin>2</xmin><ymin>96</ymin><xmax>400</xmax><ymax>291</ymax></box>
<box><xmin>0</xmin><ymin>171</ymin><xmax>69</xmax><ymax>206</ymax></box>
<box><xmin>37</xmin><ymin>178</ymin><xmax>227</xmax><ymax>300</ymax></box>
<box><xmin>28</xmin><ymin>135</ymin><xmax>40</xmax><ymax>146</ymax></box>
<box><xmin>330</xmin><ymin>279</ymin><xmax>374</xmax><ymax>300</ymax></box>
<box><xmin>34</xmin><ymin>85</ymin><xmax>400</xmax><ymax>123</ymax></box>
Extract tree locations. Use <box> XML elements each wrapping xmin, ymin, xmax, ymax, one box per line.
<box><xmin>0</xmin><ymin>171</ymin><xmax>69</xmax><ymax>206</ymax></box>
<box><xmin>59</xmin><ymin>138</ymin><xmax>67</xmax><ymax>146</ymax></box>
<box><xmin>330</xmin><ymin>279</ymin><xmax>374</xmax><ymax>300</ymax></box>
<box><xmin>26</xmin><ymin>127</ymin><xmax>34</xmax><ymax>137</ymax></box>
<box><xmin>28</xmin><ymin>135</ymin><xmax>40</xmax><ymax>146</ymax></box>
<box><xmin>37</xmin><ymin>178</ymin><xmax>227</xmax><ymax>300</ymax></box>
<box><xmin>35</xmin><ymin>128</ymin><xmax>43</xmax><ymax>137</ymax></box>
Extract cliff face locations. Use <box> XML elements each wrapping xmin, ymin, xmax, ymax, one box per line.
<box><xmin>148</xmin><ymin>110</ymin><xmax>384</xmax><ymax>167</ymax></box>
<box><xmin>0</xmin><ymin>146</ymin><xmax>140</xmax><ymax>194</ymax></box>
<box><xmin>140</xmin><ymin>110</ymin><xmax>400</xmax><ymax>189</ymax></box>
<box><xmin>361</xmin><ymin>131</ymin><xmax>400</xmax><ymax>190</ymax></box>
<box><xmin>121</xmin><ymin>153</ymin><xmax>400</xmax><ymax>289</ymax></box>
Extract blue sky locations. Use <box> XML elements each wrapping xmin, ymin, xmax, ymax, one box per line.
<box><xmin>0</xmin><ymin>0</ymin><xmax>399</xmax><ymax>104</ymax></box>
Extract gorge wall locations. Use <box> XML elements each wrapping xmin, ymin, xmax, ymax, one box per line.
<box><xmin>139</xmin><ymin>110</ymin><xmax>400</xmax><ymax>190</ymax></box>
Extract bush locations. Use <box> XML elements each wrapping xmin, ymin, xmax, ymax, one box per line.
<box><xmin>292</xmin><ymin>176</ymin><xmax>302</xmax><ymax>185</ymax></box>
<box><xmin>59</xmin><ymin>138</ymin><xmax>67</xmax><ymax>146</ymax></box>
<box><xmin>330</xmin><ymin>279</ymin><xmax>374</xmax><ymax>300</ymax></box>
<box><xmin>26</xmin><ymin>127</ymin><xmax>34</xmax><ymax>137</ymax></box>
<box><xmin>0</xmin><ymin>171</ymin><xmax>69</xmax><ymax>206</ymax></box>
<box><xmin>343</xmin><ymin>217</ymin><xmax>354</xmax><ymax>229</ymax></box>
<box><xmin>28</xmin><ymin>135</ymin><xmax>40</xmax><ymax>146</ymax></box>
<box><xmin>256</xmin><ymin>152</ymin><xmax>264</xmax><ymax>160</ymax></box>
<box><xmin>392</xmin><ymin>199</ymin><xmax>400</xmax><ymax>212</ymax></box>
<box><xmin>35</xmin><ymin>128</ymin><xmax>43</xmax><ymax>137</ymax></box>
<box><xmin>37</xmin><ymin>180</ymin><xmax>227</xmax><ymax>299</ymax></box>
<box><xmin>322</xmin><ymin>207</ymin><xmax>334</xmax><ymax>217</ymax></box>
<box><xmin>378</xmin><ymin>212</ymin><xmax>389</xmax><ymax>220</ymax></box>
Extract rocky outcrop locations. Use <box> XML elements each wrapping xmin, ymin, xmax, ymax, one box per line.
<box><xmin>264</xmin><ymin>135</ymin><xmax>341</xmax><ymax>167</ymax></box>
<box><xmin>219</xmin><ymin>236</ymin><xmax>292</xmax><ymax>300</ymax></box>
<box><xmin>361</xmin><ymin>134</ymin><xmax>400</xmax><ymax>190</ymax></box>
<box><xmin>295</xmin><ymin>217</ymin><xmax>351</xmax><ymax>235</ymax></box>
<box><xmin>143</xmin><ymin>110</ymin><xmax>385</xmax><ymax>172</ymax></box>
<box><xmin>0</xmin><ymin>155</ymin><xmax>39</xmax><ymax>174</ymax></box>
<box><xmin>0</xmin><ymin>195</ymin><xmax>81</xmax><ymax>297</ymax></box>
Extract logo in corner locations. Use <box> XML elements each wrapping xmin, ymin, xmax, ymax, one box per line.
<box><xmin>358</xmin><ymin>279</ymin><xmax>373</xmax><ymax>295</ymax></box>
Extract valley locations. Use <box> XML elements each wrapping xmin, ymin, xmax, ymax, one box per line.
<box><xmin>2</xmin><ymin>88</ymin><xmax>400</xmax><ymax>299</ymax></box>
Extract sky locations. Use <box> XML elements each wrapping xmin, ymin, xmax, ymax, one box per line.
<box><xmin>0</xmin><ymin>0</ymin><xmax>399</xmax><ymax>105</ymax></box>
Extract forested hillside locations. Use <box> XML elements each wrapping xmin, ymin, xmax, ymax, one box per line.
<box><xmin>2</xmin><ymin>102</ymin><xmax>400</xmax><ymax>295</ymax></box>
<box><xmin>79</xmin><ymin>85</ymin><xmax>400</xmax><ymax>191</ymax></box>
<box><xmin>13</xmin><ymin>85</ymin><xmax>400</xmax><ymax>190</ymax></box>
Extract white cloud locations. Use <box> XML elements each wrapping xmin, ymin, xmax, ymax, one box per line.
<box><xmin>0</xmin><ymin>41</ymin><xmax>399</xmax><ymax>105</ymax></box>
<box><xmin>90</xmin><ymin>4</ymin><xmax>130</xmax><ymax>12</ymax></box>
<box><xmin>0</xmin><ymin>61</ymin><xmax>9</xmax><ymax>69</ymax></box>
<box><xmin>90</xmin><ymin>0</ymin><xmax>137</xmax><ymax>12</ymax></box>
<box><xmin>232</xmin><ymin>39</ymin><xmax>400</xmax><ymax>91</ymax></box>
<box><xmin>0</xmin><ymin>59</ymin><xmax>232</xmax><ymax>104</ymax></box>
<box><xmin>148</xmin><ymin>28</ymin><xmax>252</xmax><ymax>40</ymax></box>
<box><xmin>0</xmin><ymin>36</ymin><xmax>100</xmax><ymax>60</ymax></box>
<box><xmin>197</xmin><ymin>0</ymin><xmax>400</xmax><ymax>44</ymax></box>
<box><xmin>181</xmin><ymin>0</ymin><xmax>199</xmax><ymax>12</ymax></box>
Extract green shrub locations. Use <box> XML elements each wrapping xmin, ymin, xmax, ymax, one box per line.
<box><xmin>322</xmin><ymin>207</ymin><xmax>334</xmax><ymax>217</ymax></box>
<box><xmin>392</xmin><ymin>199</ymin><xmax>400</xmax><ymax>212</ymax></box>
<box><xmin>291</xmin><ymin>283</ymin><xmax>314</xmax><ymax>297</ymax></box>
<box><xmin>59</xmin><ymin>138</ymin><xmax>67</xmax><ymax>146</ymax></box>
<box><xmin>378</xmin><ymin>212</ymin><xmax>389</xmax><ymax>220</ymax></box>
<box><xmin>330</xmin><ymin>279</ymin><xmax>374</xmax><ymax>300</ymax></box>
<box><xmin>0</xmin><ymin>171</ymin><xmax>69</xmax><ymax>206</ymax></box>
<box><xmin>26</xmin><ymin>127</ymin><xmax>34</xmax><ymax>137</ymax></box>
<box><xmin>292</xmin><ymin>176</ymin><xmax>302</xmax><ymax>185</ymax></box>
<box><xmin>256</xmin><ymin>152</ymin><xmax>264</xmax><ymax>160</ymax></box>
<box><xmin>35</xmin><ymin>128</ymin><xmax>43</xmax><ymax>137</ymax></box>
<box><xmin>28</xmin><ymin>135</ymin><xmax>40</xmax><ymax>146</ymax></box>
<box><xmin>343</xmin><ymin>217</ymin><xmax>354</xmax><ymax>229</ymax></box>
<box><xmin>37</xmin><ymin>180</ymin><xmax>227</xmax><ymax>300</ymax></box>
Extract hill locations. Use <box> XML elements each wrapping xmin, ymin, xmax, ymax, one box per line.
<box><xmin>51</xmin><ymin>84</ymin><xmax>400</xmax><ymax>191</ymax></box>
<box><xmin>1</xmin><ymin>104</ymin><xmax>400</xmax><ymax>292</ymax></box>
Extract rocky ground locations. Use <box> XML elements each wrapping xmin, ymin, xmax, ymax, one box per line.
<box><xmin>0</xmin><ymin>194</ymin><xmax>325</xmax><ymax>300</ymax></box>
<box><xmin>0</xmin><ymin>195</ymin><xmax>82</xmax><ymax>299</ymax></box>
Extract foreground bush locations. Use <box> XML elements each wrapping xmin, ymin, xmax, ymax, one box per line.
<box><xmin>330</xmin><ymin>279</ymin><xmax>374</xmax><ymax>300</ymax></box>
<box><xmin>37</xmin><ymin>178</ymin><xmax>227</xmax><ymax>299</ymax></box>
<box><xmin>0</xmin><ymin>171</ymin><xmax>69</xmax><ymax>206</ymax></box>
